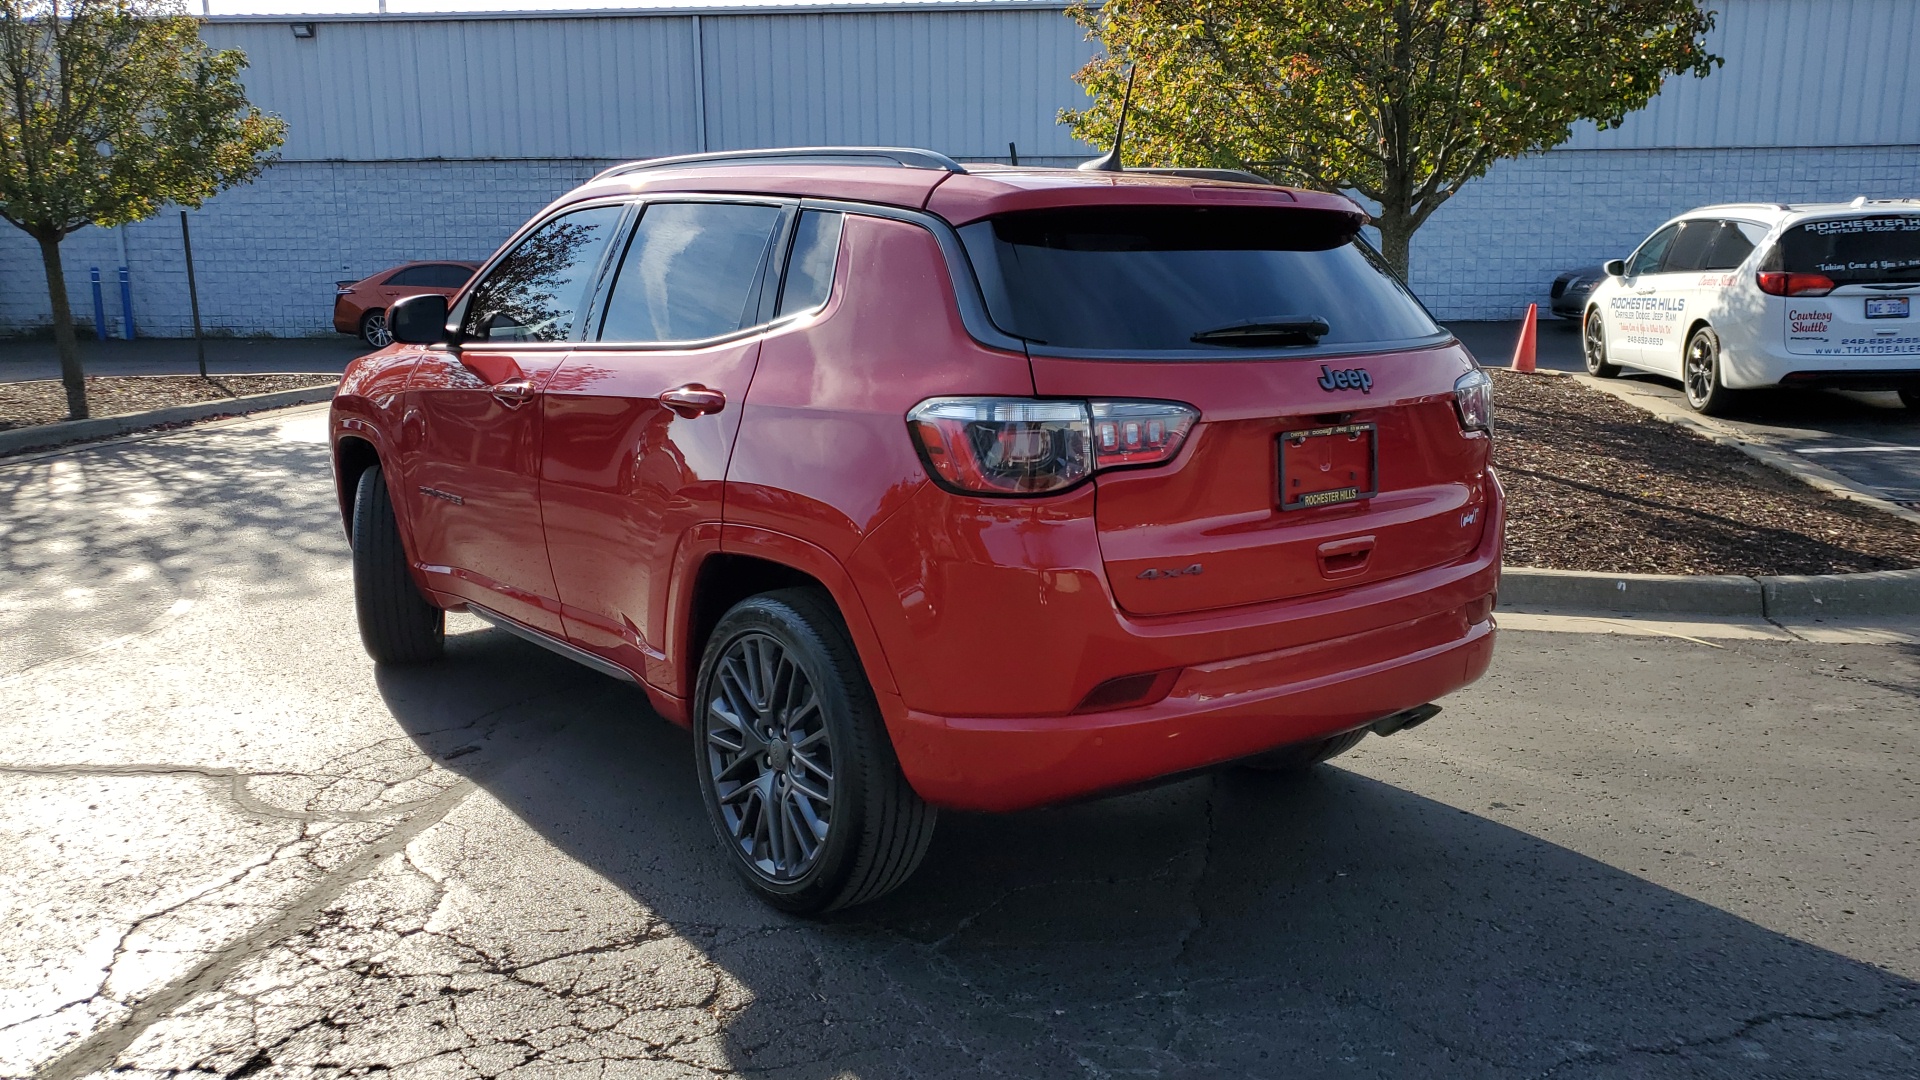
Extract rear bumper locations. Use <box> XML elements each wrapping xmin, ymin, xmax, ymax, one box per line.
<box><xmin>1777</xmin><ymin>368</ymin><xmax>1920</xmax><ymax>392</ymax></box>
<box><xmin>1722</xmin><ymin>336</ymin><xmax>1920</xmax><ymax>389</ymax></box>
<box><xmin>890</xmin><ymin>599</ymin><xmax>1495</xmax><ymax>812</ymax></box>
<box><xmin>332</xmin><ymin>297</ymin><xmax>362</xmax><ymax>335</ymax></box>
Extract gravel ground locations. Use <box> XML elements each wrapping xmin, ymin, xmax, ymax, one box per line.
<box><xmin>0</xmin><ymin>374</ymin><xmax>338</xmax><ymax>431</ymax></box>
<box><xmin>1493</xmin><ymin>369</ymin><xmax>1920</xmax><ymax>575</ymax></box>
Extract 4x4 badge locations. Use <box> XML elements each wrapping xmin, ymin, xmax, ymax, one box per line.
<box><xmin>1138</xmin><ymin>564</ymin><xmax>1204</xmax><ymax>580</ymax></box>
<box><xmin>1317</xmin><ymin>365</ymin><xmax>1373</xmax><ymax>393</ymax></box>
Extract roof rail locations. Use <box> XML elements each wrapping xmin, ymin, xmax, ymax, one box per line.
<box><xmin>592</xmin><ymin>146</ymin><xmax>968</xmax><ymax>183</ymax></box>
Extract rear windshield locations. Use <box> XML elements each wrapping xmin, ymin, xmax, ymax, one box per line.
<box><xmin>1772</xmin><ymin>215</ymin><xmax>1920</xmax><ymax>284</ymax></box>
<box><xmin>958</xmin><ymin>206</ymin><xmax>1440</xmax><ymax>354</ymax></box>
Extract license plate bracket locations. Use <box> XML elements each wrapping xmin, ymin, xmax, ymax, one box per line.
<box><xmin>1279</xmin><ymin>423</ymin><xmax>1378</xmax><ymax>510</ymax></box>
<box><xmin>1866</xmin><ymin>296</ymin><xmax>1911</xmax><ymax>319</ymax></box>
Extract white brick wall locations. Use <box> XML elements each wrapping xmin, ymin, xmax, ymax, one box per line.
<box><xmin>0</xmin><ymin>159</ymin><xmax>613</xmax><ymax>339</ymax></box>
<box><xmin>3</xmin><ymin>145</ymin><xmax>1916</xmax><ymax>336</ymax></box>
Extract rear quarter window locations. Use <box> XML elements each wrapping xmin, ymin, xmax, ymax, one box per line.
<box><xmin>958</xmin><ymin>206</ymin><xmax>1439</xmax><ymax>354</ymax></box>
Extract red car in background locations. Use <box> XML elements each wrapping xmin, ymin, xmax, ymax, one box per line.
<box><xmin>333</xmin><ymin>261</ymin><xmax>478</xmax><ymax>346</ymax></box>
<box><xmin>330</xmin><ymin>148</ymin><xmax>1502</xmax><ymax>912</ymax></box>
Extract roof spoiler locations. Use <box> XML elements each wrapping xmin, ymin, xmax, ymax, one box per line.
<box><xmin>1129</xmin><ymin>167</ymin><xmax>1275</xmax><ymax>186</ymax></box>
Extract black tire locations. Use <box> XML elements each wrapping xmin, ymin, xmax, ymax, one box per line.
<box><xmin>1583</xmin><ymin>308</ymin><xmax>1621</xmax><ymax>378</ymax></box>
<box><xmin>1682</xmin><ymin>325</ymin><xmax>1737</xmax><ymax>416</ymax></box>
<box><xmin>360</xmin><ymin>309</ymin><xmax>392</xmax><ymax>348</ymax></box>
<box><xmin>351</xmin><ymin>466</ymin><xmax>444</xmax><ymax>664</ymax></box>
<box><xmin>693</xmin><ymin>588</ymin><xmax>935</xmax><ymax>914</ymax></box>
<box><xmin>1240</xmin><ymin>728</ymin><xmax>1368</xmax><ymax>773</ymax></box>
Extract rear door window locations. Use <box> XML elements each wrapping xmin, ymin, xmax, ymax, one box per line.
<box><xmin>1660</xmin><ymin>220</ymin><xmax>1719</xmax><ymax>273</ymax></box>
<box><xmin>597</xmin><ymin>202</ymin><xmax>783</xmax><ymax>343</ymax></box>
<box><xmin>1771</xmin><ymin>215</ymin><xmax>1920</xmax><ymax>285</ymax></box>
<box><xmin>461</xmin><ymin>206</ymin><xmax>625</xmax><ymax>342</ymax></box>
<box><xmin>957</xmin><ymin>206</ymin><xmax>1438</xmax><ymax>353</ymax></box>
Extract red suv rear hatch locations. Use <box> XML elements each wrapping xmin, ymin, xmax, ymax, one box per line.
<box><xmin>958</xmin><ymin>203</ymin><xmax>1493</xmax><ymax>617</ymax></box>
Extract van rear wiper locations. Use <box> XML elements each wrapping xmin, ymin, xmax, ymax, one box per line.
<box><xmin>1190</xmin><ymin>317</ymin><xmax>1331</xmax><ymax>346</ymax></box>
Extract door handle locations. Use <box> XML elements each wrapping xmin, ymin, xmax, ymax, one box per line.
<box><xmin>491</xmin><ymin>379</ymin><xmax>534</xmax><ymax>408</ymax></box>
<box><xmin>658</xmin><ymin>384</ymin><xmax>726</xmax><ymax>419</ymax></box>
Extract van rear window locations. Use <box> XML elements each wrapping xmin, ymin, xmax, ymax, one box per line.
<box><xmin>959</xmin><ymin>207</ymin><xmax>1440</xmax><ymax>354</ymax></box>
<box><xmin>1773</xmin><ymin>215</ymin><xmax>1920</xmax><ymax>285</ymax></box>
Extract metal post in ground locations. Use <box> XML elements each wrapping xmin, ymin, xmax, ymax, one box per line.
<box><xmin>117</xmin><ymin>267</ymin><xmax>134</xmax><ymax>340</ymax></box>
<box><xmin>181</xmin><ymin>211</ymin><xmax>207</xmax><ymax>379</ymax></box>
<box><xmin>90</xmin><ymin>268</ymin><xmax>108</xmax><ymax>341</ymax></box>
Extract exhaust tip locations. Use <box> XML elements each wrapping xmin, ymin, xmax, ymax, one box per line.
<box><xmin>1371</xmin><ymin>703</ymin><xmax>1442</xmax><ymax>738</ymax></box>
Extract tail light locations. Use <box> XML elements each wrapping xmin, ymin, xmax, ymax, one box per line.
<box><xmin>1757</xmin><ymin>271</ymin><xmax>1835</xmax><ymax>297</ymax></box>
<box><xmin>907</xmin><ymin>397</ymin><xmax>1198</xmax><ymax>496</ymax></box>
<box><xmin>1453</xmin><ymin>369</ymin><xmax>1493</xmax><ymax>433</ymax></box>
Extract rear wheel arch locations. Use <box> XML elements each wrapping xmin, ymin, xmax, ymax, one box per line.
<box><xmin>680</xmin><ymin>539</ymin><xmax>902</xmax><ymax>708</ymax></box>
<box><xmin>687</xmin><ymin>554</ymin><xmax>828</xmax><ymax>695</ymax></box>
<box><xmin>1683</xmin><ymin>317</ymin><xmax>1714</xmax><ymax>351</ymax></box>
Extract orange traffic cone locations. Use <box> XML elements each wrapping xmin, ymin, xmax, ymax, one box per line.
<box><xmin>1510</xmin><ymin>303</ymin><xmax>1538</xmax><ymax>374</ymax></box>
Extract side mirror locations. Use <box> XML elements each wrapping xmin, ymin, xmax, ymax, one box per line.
<box><xmin>1603</xmin><ymin>259</ymin><xmax>1627</xmax><ymax>278</ymax></box>
<box><xmin>388</xmin><ymin>293</ymin><xmax>451</xmax><ymax>345</ymax></box>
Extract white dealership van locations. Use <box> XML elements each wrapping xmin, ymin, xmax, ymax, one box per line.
<box><xmin>1582</xmin><ymin>200</ymin><xmax>1920</xmax><ymax>414</ymax></box>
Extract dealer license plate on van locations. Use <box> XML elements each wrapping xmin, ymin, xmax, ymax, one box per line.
<box><xmin>1866</xmin><ymin>296</ymin><xmax>1910</xmax><ymax>319</ymax></box>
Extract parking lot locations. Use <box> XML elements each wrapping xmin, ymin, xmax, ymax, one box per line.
<box><xmin>1450</xmin><ymin>320</ymin><xmax>1920</xmax><ymax>508</ymax></box>
<box><xmin>2</xmin><ymin>405</ymin><xmax>1916</xmax><ymax>1078</ymax></box>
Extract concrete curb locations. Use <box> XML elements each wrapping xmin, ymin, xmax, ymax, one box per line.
<box><xmin>1502</xmin><ymin>566</ymin><xmax>1920</xmax><ymax>618</ymax></box>
<box><xmin>1570</xmin><ymin>373</ymin><xmax>1920</xmax><ymax>529</ymax></box>
<box><xmin>0</xmin><ymin>383</ymin><xmax>337</xmax><ymax>457</ymax></box>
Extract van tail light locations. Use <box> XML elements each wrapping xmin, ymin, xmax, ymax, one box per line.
<box><xmin>907</xmin><ymin>397</ymin><xmax>1197</xmax><ymax>496</ymax></box>
<box><xmin>1757</xmin><ymin>271</ymin><xmax>1836</xmax><ymax>297</ymax></box>
<box><xmin>1452</xmin><ymin>369</ymin><xmax>1493</xmax><ymax>433</ymax></box>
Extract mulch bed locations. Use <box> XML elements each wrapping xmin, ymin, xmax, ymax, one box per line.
<box><xmin>0</xmin><ymin>374</ymin><xmax>337</xmax><ymax>432</ymax></box>
<box><xmin>1493</xmin><ymin>370</ymin><xmax>1920</xmax><ymax>576</ymax></box>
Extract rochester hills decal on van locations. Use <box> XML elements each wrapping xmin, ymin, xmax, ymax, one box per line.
<box><xmin>1608</xmin><ymin>294</ymin><xmax>1686</xmax><ymax>347</ymax></box>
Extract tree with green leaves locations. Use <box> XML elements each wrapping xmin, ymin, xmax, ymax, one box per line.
<box><xmin>1064</xmin><ymin>0</ymin><xmax>1720</xmax><ymax>277</ymax></box>
<box><xmin>1</xmin><ymin>0</ymin><xmax>283</xmax><ymax>420</ymax></box>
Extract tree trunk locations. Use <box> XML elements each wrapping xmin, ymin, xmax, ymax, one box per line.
<box><xmin>36</xmin><ymin>233</ymin><xmax>89</xmax><ymax>421</ymax></box>
<box><xmin>1374</xmin><ymin>210</ymin><xmax>1415</xmax><ymax>281</ymax></box>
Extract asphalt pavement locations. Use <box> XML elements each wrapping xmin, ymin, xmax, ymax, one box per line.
<box><xmin>3</xmin><ymin>403</ymin><xmax>1917</xmax><ymax>1078</ymax></box>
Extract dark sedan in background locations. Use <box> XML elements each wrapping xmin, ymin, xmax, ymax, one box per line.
<box><xmin>1550</xmin><ymin>265</ymin><xmax>1608</xmax><ymax>321</ymax></box>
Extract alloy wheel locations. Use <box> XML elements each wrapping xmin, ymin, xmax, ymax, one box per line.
<box><xmin>1685</xmin><ymin>332</ymin><xmax>1716</xmax><ymax>407</ymax></box>
<box><xmin>1583</xmin><ymin>314</ymin><xmax>1607</xmax><ymax>373</ymax></box>
<box><xmin>363</xmin><ymin>312</ymin><xmax>393</xmax><ymax>347</ymax></box>
<box><xmin>703</xmin><ymin>632</ymin><xmax>835</xmax><ymax>881</ymax></box>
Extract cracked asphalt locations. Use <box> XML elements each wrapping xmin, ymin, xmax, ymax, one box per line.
<box><xmin>3</xmin><ymin>404</ymin><xmax>1918</xmax><ymax>1079</ymax></box>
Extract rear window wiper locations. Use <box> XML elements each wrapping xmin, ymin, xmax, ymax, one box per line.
<box><xmin>1190</xmin><ymin>317</ymin><xmax>1331</xmax><ymax>346</ymax></box>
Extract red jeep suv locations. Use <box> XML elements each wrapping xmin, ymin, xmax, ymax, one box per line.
<box><xmin>330</xmin><ymin>147</ymin><xmax>1502</xmax><ymax>912</ymax></box>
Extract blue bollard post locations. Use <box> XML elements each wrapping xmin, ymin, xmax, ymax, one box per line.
<box><xmin>118</xmin><ymin>266</ymin><xmax>135</xmax><ymax>340</ymax></box>
<box><xmin>90</xmin><ymin>268</ymin><xmax>108</xmax><ymax>341</ymax></box>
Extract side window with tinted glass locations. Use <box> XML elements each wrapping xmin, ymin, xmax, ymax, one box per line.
<box><xmin>1661</xmin><ymin>220</ymin><xmax>1719</xmax><ymax>273</ymax></box>
<box><xmin>597</xmin><ymin>202</ymin><xmax>782</xmax><ymax>343</ymax></box>
<box><xmin>776</xmin><ymin>211</ymin><xmax>844</xmax><ymax>317</ymax></box>
<box><xmin>1626</xmin><ymin>224</ymin><xmax>1679</xmax><ymax>277</ymax></box>
<box><xmin>1701</xmin><ymin>222</ymin><xmax>1759</xmax><ymax>271</ymax></box>
<box><xmin>461</xmin><ymin>206</ymin><xmax>625</xmax><ymax>342</ymax></box>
